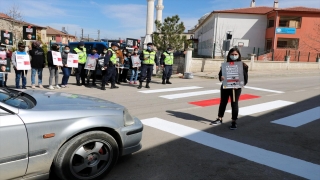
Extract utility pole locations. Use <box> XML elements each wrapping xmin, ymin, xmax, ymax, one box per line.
<box><xmin>88</xmin><ymin>34</ymin><xmax>89</xmax><ymax>42</ymax></box>
<box><xmin>98</xmin><ymin>30</ymin><xmax>100</xmax><ymax>41</ymax></box>
<box><xmin>81</xmin><ymin>28</ymin><xmax>83</xmax><ymax>40</ymax></box>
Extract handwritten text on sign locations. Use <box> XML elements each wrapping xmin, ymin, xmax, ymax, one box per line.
<box><xmin>67</xmin><ymin>53</ymin><xmax>79</xmax><ymax>68</ymax></box>
<box><xmin>16</xmin><ymin>54</ymin><xmax>31</xmax><ymax>70</ymax></box>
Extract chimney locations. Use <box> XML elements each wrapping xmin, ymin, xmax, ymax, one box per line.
<box><xmin>250</xmin><ymin>0</ymin><xmax>256</xmax><ymax>7</ymax></box>
<box><xmin>274</xmin><ymin>0</ymin><xmax>279</xmax><ymax>8</ymax></box>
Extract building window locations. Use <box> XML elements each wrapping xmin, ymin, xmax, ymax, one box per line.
<box><xmin>267</xmin><ymin>18</ymin><xmax>274</xmax><ymax>28</ymax></box>
<box><xmin>266</xmin><ymin>39</ymin><xmax>272</xmax><ymax>50</ymax></box>
<box><xmin>278</xmin><ymin>16</ymin><xmax>301</xmax><ymax>28</ymax></box>
<box><xmin>277</xmin><ymin>38</ymin><xmax>299</xmax><ymax>49</ymax></box>
<box><xmin>51</xmin><ymin>36</ymin><xmax>55</xmax><ymax>40</ymax></box>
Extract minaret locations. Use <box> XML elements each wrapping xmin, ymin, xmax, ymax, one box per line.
<box><xmin>144</xmin><ymin>0</ymin><xmax>155</xmax><ymax>47</ymax></box>
<box><xmin>156</xmin><ymin>0</ymin><xmax>164</xmax><ymax>23</ymax></box>
<box><xmin>250</xmin><ymin>0</ymin><xmax>256</xmax><ymax>7</ymax></box>
<box><xmin>274</xmin><ymin>0</ymin><xmax>279</xmax><ymax>8</ymax></box>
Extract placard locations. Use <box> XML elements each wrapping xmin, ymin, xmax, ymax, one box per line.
<box><xmin>84</xmin><ymin>56</ymin><xmax>97</xmax><ymax>70</ymax></box>
<box><xmin>67</xmin><ymin>53</ymin><xmax>79</xmax><ymax>68</ymax></box>
<box><xmin>52</xmin><ymin>51</ymin><xmax>63</xmax><ymax>66</ymax></box>
<box><xmin>1</xmin><ymin>30</ymin><xmax>13</xmax><ymax>45</ymax></box>
<box><xmin>0</xmin><ymin>57</ymin><xmax>11</xmax><ymax>73</ymax></box>
<box><xmin>131</xmin><ymin>55</ymin><xmax>141</xmax><ymax>67</ymax></box>
<box><xmin>23</xmin><ymin>26</ymin><xmax>36</xmax><ymax>40</ymax></box>
<box><xmin>16</xmin><ymin>54</ymin><xmax>31</xmax><ymax>70</ymax></box>
<box><xmin>221</xmin><ymin>61</ymin><xmax>244</xmax><ymax>89</ymax></box>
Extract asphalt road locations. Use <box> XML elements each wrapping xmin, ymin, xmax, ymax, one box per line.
<box><xmin>6</xmin><ymin>71</ymin><xmax>320</xmax><ymax>180</ymax></box>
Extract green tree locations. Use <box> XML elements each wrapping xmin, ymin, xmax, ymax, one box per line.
<box><xmin>153</xmin><ymin>15</ymin><xmax>190</xmax><ymax>52</ymax></box>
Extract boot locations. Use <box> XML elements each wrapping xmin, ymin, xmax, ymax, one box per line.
<box><xmin>111</xmin><ymin>84</ymin><xmax>119</xmax><ymax>89</ymax></box>
<box><xmin>145</xmin><ymin>82</ymin><xmax>150</xmax><ymax>88</ymax></box>
<box><xmin>101</xmin><ymin>85</ymin><xmax>106</xmax><ymax>90</ymax></box>
<box><xmin>166</xmin><ymin>79</ymin><xmax>172</xmax><ymax>84</ymax></box>
<box><xmin>137</xmin><ymin>82</ymin><xmax>143</xmax><ymax>89</ymax></box>
<box><xmin>162</xmin><ymin>80</ymin><xmax>166</xmax><ymax>84</ymax></box>
<box><xmin>77</xmin><ymin>81</ymin><xmax>81</xmax><ymax>86</ymax></box>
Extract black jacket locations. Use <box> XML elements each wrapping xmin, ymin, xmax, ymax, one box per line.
<box><xmin>219</xmin><ymin>62</ymin><xmax>248</xmax><ymax>86</ymax></box>
<box><xmin>29</xmin><ymin>47</ymin><xmax>45</xmax><ymax>68</ymax></box>
<box><xmin>46</xmin><ymin>50</ymin><xmax>59</xmax><ymax>67</ymax></box>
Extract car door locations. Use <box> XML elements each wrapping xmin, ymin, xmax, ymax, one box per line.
<box><xmin>0</xmin><ymin>106</ymin><xmax>28</xmax><ymax>179</ymax></box>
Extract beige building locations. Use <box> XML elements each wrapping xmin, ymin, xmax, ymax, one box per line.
<box><xmin>45</xmin><ymin>26</ymin><xmax>77</xmax><ymax>45</ymax></box>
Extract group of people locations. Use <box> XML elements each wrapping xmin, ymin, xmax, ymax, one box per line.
<box><xmin>0</xmin><ymin>41</ymin><xmax>177</xmax><ymax>91</ymax></box>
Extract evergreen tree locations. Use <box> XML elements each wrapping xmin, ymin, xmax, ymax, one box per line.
<box><xmin>153</xmin><ymin>15</ymin><xmax>190</xmax><ymax>52</ymax></box>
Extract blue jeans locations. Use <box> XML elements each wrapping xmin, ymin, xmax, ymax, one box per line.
<box><xmin>15</xmin><ymin>69</ymin><xmax>27</xmax><ymax>88</ymax></box>
<box><xmin>31</xmin><ymin>68</ymin><xmax>43</xmax><ymax>85</ymax></box>
<box><xmin>61</xmin><ymin>67</ymin><xmax>71</xmax><ymax>85</ymax></box>
<box><xmin>130</xmin><ymin>69</ymin><xmax>139</xmax><ymax>82</ymax></box>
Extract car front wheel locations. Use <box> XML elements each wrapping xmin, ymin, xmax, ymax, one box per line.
<box><xmin>54</xmin><ymin>131</ymin><xmax>119</xmax><ymax>180</ymax></box>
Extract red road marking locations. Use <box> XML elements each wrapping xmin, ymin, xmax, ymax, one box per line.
<box><xmin>189</xmin><ymin>94</ymin><xmax>260</xmax><ymax>107</ymax></box>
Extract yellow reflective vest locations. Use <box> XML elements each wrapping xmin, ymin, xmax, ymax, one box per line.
<box><xmin>163</xmin><ymin>52</ymin><xmax>174</xmax><ymax>65</ymax></box>
<box><xmin>142</xmin><ymin>50</ymin><xmax>156</xmax><ymax>65</ymax></box>
<box><xmin>108</xmin><ymin>48</ymin><xmax>118</xmax><ymax>64</ymax></box>
<box><xmin>74</xmin><ymin>47</ymin><xmax>87</xmax><ymax>64</ymax></box>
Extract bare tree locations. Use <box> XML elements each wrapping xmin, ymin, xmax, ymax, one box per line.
<box><xmin>5</xmin><ymin>4</ymin><xmax>23</xmax><ymax>45</ymax></box>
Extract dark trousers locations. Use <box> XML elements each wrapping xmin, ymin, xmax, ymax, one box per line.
<box><xmin>102</xmin><ymin>66</ymin><xmax>116</xmax><ymax>86</ymax></box>
<box><xmin>139</xmin><ymin>64</ymin><xmax>153</xmax><ymax>83</ymax></box>
<box><xmin>61</xmin><ymin>67</ymin><xmax>71</xmax><ymax>85</ymax></box>
<box><xmin>86</xmin><ymin>70</ymin><xmax>97</xmax><ymax>84</ymax></box>
<box><xmin>0</xmin><ymin>73</ymin><xmax>8</xmax><ymax>87</ymax></box>
<box><xmin>162</xmin><ymin>65</ymin><xmax>172</xmax><ymax>80</ymax></box>
<box><xmin>120</xmin><ymin>69</ymin><xmax>129</xmax><ymax>82</ymax></box>
<box><xmin>76</xmin><ymin>63</ymin><xmax>86</xmax><ymax>84</ymax></box>
<box><xmin>218</xmin><ymin>86</ymin><xmax>242</xmax><ymax>120</ymax></box>
<box><xmin>15</xmin><ymin>69</ymin><xmax>27</xmax><ymax>88</ymax></box>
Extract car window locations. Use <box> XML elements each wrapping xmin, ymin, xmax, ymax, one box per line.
<box><xmin>0</xmin><ymin>91</ymin><xmax>36</xmax><ymax>109</ymax></box>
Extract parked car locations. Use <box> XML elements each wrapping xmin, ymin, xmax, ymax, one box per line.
<box><xmin>0</xmin><ymin>88</ymin><xmax>143</xmax><ymax>180</ymax></box>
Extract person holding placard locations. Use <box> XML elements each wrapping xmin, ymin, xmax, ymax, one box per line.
<box><xmin>0</xmin><ymin>65</ymin><xmax>7</xmax><ymax>87</ymax></box>
<box><xmin>47</xmin><ymin>44</ymin><xmax>61</xmax><ymax>90</ymax></box>
<box><xmin>29</xmin><ymin>41</ymin><xmax>45</xmax><ymax>89</ymax></box>
<box><xmin>61</xmin><ymin>46</ymin><xmax>72</xmax><ymax>88</ymax></box>
<box><xmin>211</xmin><ymin>48</ymin><xmax>248</xmax><ymax>130</ymax></box>
<box><xmin>86</xmin><ymin>47</ymin><xmax>99</xmax><ymax>86</ymax></box>
<box><xmin>0</xmin><ymin>46</ymin><xmax>9</xmax><ymax>87</ymax></box>
<box><xmin>160</xmin><ymin>46</ymin><xmax>174</xmax><ymax>85</ymax></box>
<box><xmin>73</xmin><ymin>41</ymin><xmax>87</xmax><ymax>86</ymax></box>
<box><xmin>129</xmin><ymin>48</ymin><xmax>140</xmax><ymax>84</ymax></box>
<box><xmin>11</xmin><ymin>43</ymin><xmax>29</xmax><ymax>89</ymax></box>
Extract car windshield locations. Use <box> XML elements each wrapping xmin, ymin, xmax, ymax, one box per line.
<box><xmin>0</xmin><ymin>89</ymin><xmax>36</xmax><ymax>109</ymax></box>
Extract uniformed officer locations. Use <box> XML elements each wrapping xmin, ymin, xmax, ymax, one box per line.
<box><xmin>160</xmin><ymin>47</ymin><xmax>174</xmax><ymax>84</ymax></box>
<box><xmin>73</xmin><ymin>41</ymin><xmax>87</xmax><ymax>86</ymax></box>
<box><xmin>101</xmin><ymin>42</ymin><xmax>119</xmax><ymax>90</ymax></box>
<box><xmin>138</xmin><ymin>42</ymin><xmax>158</xmax><ymax>89</ymax></box>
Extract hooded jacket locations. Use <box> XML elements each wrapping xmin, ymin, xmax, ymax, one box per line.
<box><xmin>29</xmin><ymin>47</ymin><xmax>45</xmax><ymax>68</ymax></box>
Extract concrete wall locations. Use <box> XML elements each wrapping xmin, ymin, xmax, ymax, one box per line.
<box><xmin>194</xmin><ymin>13</ymin><xmax>267</xmax><ymax>58</ymax></box>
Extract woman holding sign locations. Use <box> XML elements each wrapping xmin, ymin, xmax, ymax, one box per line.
<box><xmin>129</xmin><ymin>48</ymin><xmax>140</xmax><ymax>84</ymax></box>
<box><xmin>61</xmin><ymin>46</ymin><xmax>72</xmax><ymax>88</ymax></box>
<box><xmin>47</xmin><ymin>44</ymin><xmax>61</xmax><ymax>90</ymax></box>
<box><xmin>11</xmin><ymin>43</ymin><xmax>29</xmax><ymax>89</ymax></box>
<box><xmin>211</xmin><ymin>48</ymin><xmax>248</xmax><ymax>130</ymax></box>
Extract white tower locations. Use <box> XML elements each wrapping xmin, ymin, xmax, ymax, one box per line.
<box><xmin>144</xmin><ymin>0</ymin><xmax>155</xmax><ymax>47</ymax></box>
<box><xmin>274</xmin><ymin>0</ymin><xmax>279</xmax><ymax>8</ymax></box>
<box><xmin>250</xmin><ymin>0</ymin><xmax>256</xmax><ymax>7</ymax></box>
<box><xmin>156</xmin><ymin>0</ymin><xmax>164</xmax><ymax>23</ymax></box>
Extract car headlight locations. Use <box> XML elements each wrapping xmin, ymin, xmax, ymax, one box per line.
<box><xmin>123</xmin><ymin>109</ymin><xmax>134</xmax><ymax>126</ymax></box>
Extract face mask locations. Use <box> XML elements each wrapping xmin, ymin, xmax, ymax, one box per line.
<box><xmin>147</xmin><ymin>46</ymin><xmax>152</xmax><ymax>51</ymax></box>
<box><xmin>229</xmin><ymin>55</ymin><xmax>239</xmax><ymax>61</ymax></box>
<box><xmin>114</xmin><ymin>47</ymin><xmax>119</xmax><ymax>51</ymax></box>
<box><xmin>124</xmin><ymin>52</ymin><xmax>127</xmax><ymax>54</ymax></box>
<box><xmin>64</xmin><ymin>50</ymin><xmax>70</xmax><ymax>53</ymax></box>
<box><xmin>134</xmin><ymin>51</ymin><xmax>138</xmax><ymax>54</ymax></box>
<box><xmin>168</xmin><ymin>51</ymin><xmax>172</xmax><ymax>53</ymax></box>
<box><xmin>103</xmin><ymin>50</ymin><xmax>107</xmax><ymax>53</ymax></box>
<box><xmin>80</xmin><ymin>46</ymin><xmax>84</xmax><ymax>48</ymax></box>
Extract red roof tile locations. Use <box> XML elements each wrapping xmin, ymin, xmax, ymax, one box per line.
<box><xmin>46</xmin><ymin>26</ymin><xmax>75</xmax><ymax>37</ymax></box>
<box><xmin>0</xmin><ymin>13</ymin><xmax>12</xmax><ymax>19</ymax></box>
<box><xmin>278</xmin><ymin>6</ymin><xmax>320</xmax><ymax>12</ymax></box>
<box><xmin>214</xmin><ymin>6</ymin><xmax>274</xmax><ymax>15</ymax></box>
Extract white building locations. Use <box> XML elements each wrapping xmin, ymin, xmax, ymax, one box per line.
<box><xmin>192</xmin><ymin>6</ymin><xmax>274</xmax><ymax>58</ymax></box>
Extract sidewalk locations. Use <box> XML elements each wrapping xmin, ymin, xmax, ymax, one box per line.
<box><xmin>171</xmin><ymin>69</ymin><xmax>320</xmax><ymax>79</ymax></box>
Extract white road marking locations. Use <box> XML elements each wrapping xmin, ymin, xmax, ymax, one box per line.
<box><xmin>226</xmin><ymin>100</ymin><xmax>295</xmax><ymax>116</ymax></box>
<box><xmin>172</xmin><ymin>106</ymin><xmax>202</xmax><ymax>112</ymax></box>
<box><xmin>293</xmin><ymin>90</ymin><xmax>306</xmax><ymax>92</ymax></box>
<box><xmin>142</xmin><ymin>118</ymin><xmax>320</xmax><ymax>180</ymax></box>
<box><xmin>271</xmin><ymin>107</ymin><xmax>320</xmax><ymax>127</ymax></box>
<box><xmin>160</xmin><ymin>90</ymin><xmax>220</xmax><ymax>99</ymax></box>
<box><xmin>244</xmin><ymin>86</ymin><xmax>284</xmax><ymax>93</ymax></box>
<box><xmin>266</xmin><ymin>94</ymin><xmax>281</xmax><ymax>96</ymax></box>
<box><xmin>139</xmin><ymin>86</ymin><xmax>203</xmax><ymax>94</ymax></box>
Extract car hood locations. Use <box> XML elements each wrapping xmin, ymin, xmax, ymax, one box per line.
<box><xmin>22</xmin><ymin>90</ymin><xmax>124</xmax><ymax>111</ymax></box>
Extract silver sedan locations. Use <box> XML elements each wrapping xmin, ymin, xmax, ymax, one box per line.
<box><xmin>0</xmin><ymin>88</ymin><xmax>143</xmax><ymax>180</ymax></box>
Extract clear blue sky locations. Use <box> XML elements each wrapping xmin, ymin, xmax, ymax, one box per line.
<box><xmin>0</xmin><ymin>0</ymin><xmax>319</xmax><ymax>40</ymax></box>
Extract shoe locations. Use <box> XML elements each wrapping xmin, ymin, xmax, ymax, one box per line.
<box><xmin>111</xmin><ymin>85</ymin><xmax>119</xmax><ymax>89</ymax></box>
<box><xmin>145</xmin><ymin>83</ymin><xmax>150</xmax><ymax>88</ymax></box>
<box><xmin>137</xmin><ymin>82</ymin><xmax>143</xmax><ymax>89</ymax></box>
<box><xmin>106</xmin><ymin>83</ymin><xmax>109</xmax><ymax>86</ymax></box>
<box><xmin>55</xmin><ymin>85</ymin><xmax>61</xmax><ymax>89</ymax></box>
<box><xmin>166</xmin><ymin>80</ymin><xmax>172</xmax><ymax>84</ymax></box>
<box><xmin>116</xmin><ymin>81</ymin><xmax>121</xmax><ymax>84</ymax></box>
<box><xmin>129</xmin><ymin>81</ymin><xmax>133</xmax><ymax>84</ymax></box>
<box><xmin>48</xmin><ymin>85</ymin><xmax>54</xmax><ymax>90</ymax></box>
<box><xmin>39</xmin><ymin>84</ymin><xmax>43</xmax><ymax>89</ymax></box>
<box><xmin>77</xmin><ymin>81</ymin><xmax>81</xmax><ymax>86</ymax></box>
<box><xmin>210</xmin><ymin>118</ymin><xmax>222</xmax><ymax>125</ymax></box>
<box><xmin>31</xmin><ymin>84</ymin><xmax>36</xmax><ymax>89</ymax></box>
<box><xmin>134</xmin><ymin>81</ymin><xmax>137</xmax><ymax>84</ymax></box>
<box><xmin>162</xmin><ymin>80</ymin><xmax>166</xmax><ymax>84</ymax></box>
<box><xmin>22</xmin><ymin>87</ymin><xmax>27</xmax><ymax>89</ymax></box>
<box><xmin>123</xmin><ymin>79</ymin><xmax>128</xmax><ymax>83</ymax></box>
<box><xmin>101</xmin><ymin>86</ymin><xmax>106</xmax><ymax>90</ymax></box>
<box><xmin>92</xmin><ymin>83</ymin><xmax>97</xmax><ymax>86</ymax></box>
<box><xmin>230</xmin><ymin>122</ymin><xmax>237</xmax><ymax>130</ymax></box>
<box><xmin>61</xmin><ymin>85</ymin><xmax>66</xmax><ymax>88</ymax></box>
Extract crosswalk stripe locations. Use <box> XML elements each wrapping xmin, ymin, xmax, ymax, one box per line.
<box><xmin>244</xmin><ymin>86</ymin><xmax>284</xmax><ymax>93</ymax></box>
<box><xmin>138</xmin><ymin>86</ymin><xmax>203</xmax><ymax>93</ymax></box>
<box><xmin>226</xmin><ymin>100</ymin><xmax>295</xmax><ymax>115</ymax></box>
<box><xmin>141</xmin><ymin>118</ymin><xmax>320</xmax><ymax>180</ymax></box>
<box><xmin>271</xmin><ymin>107</ymin><xmax>320</xmax><ymax>127</ymax></box>
<box><xmin>160</xmin><ymin>90</ymin><xmax>220</xmax><ymax>99</ymax></box>
<box><xmin>189</xmin><ymin>94</ymin><xmax>260</xmax><ymax>107</ymax></box>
